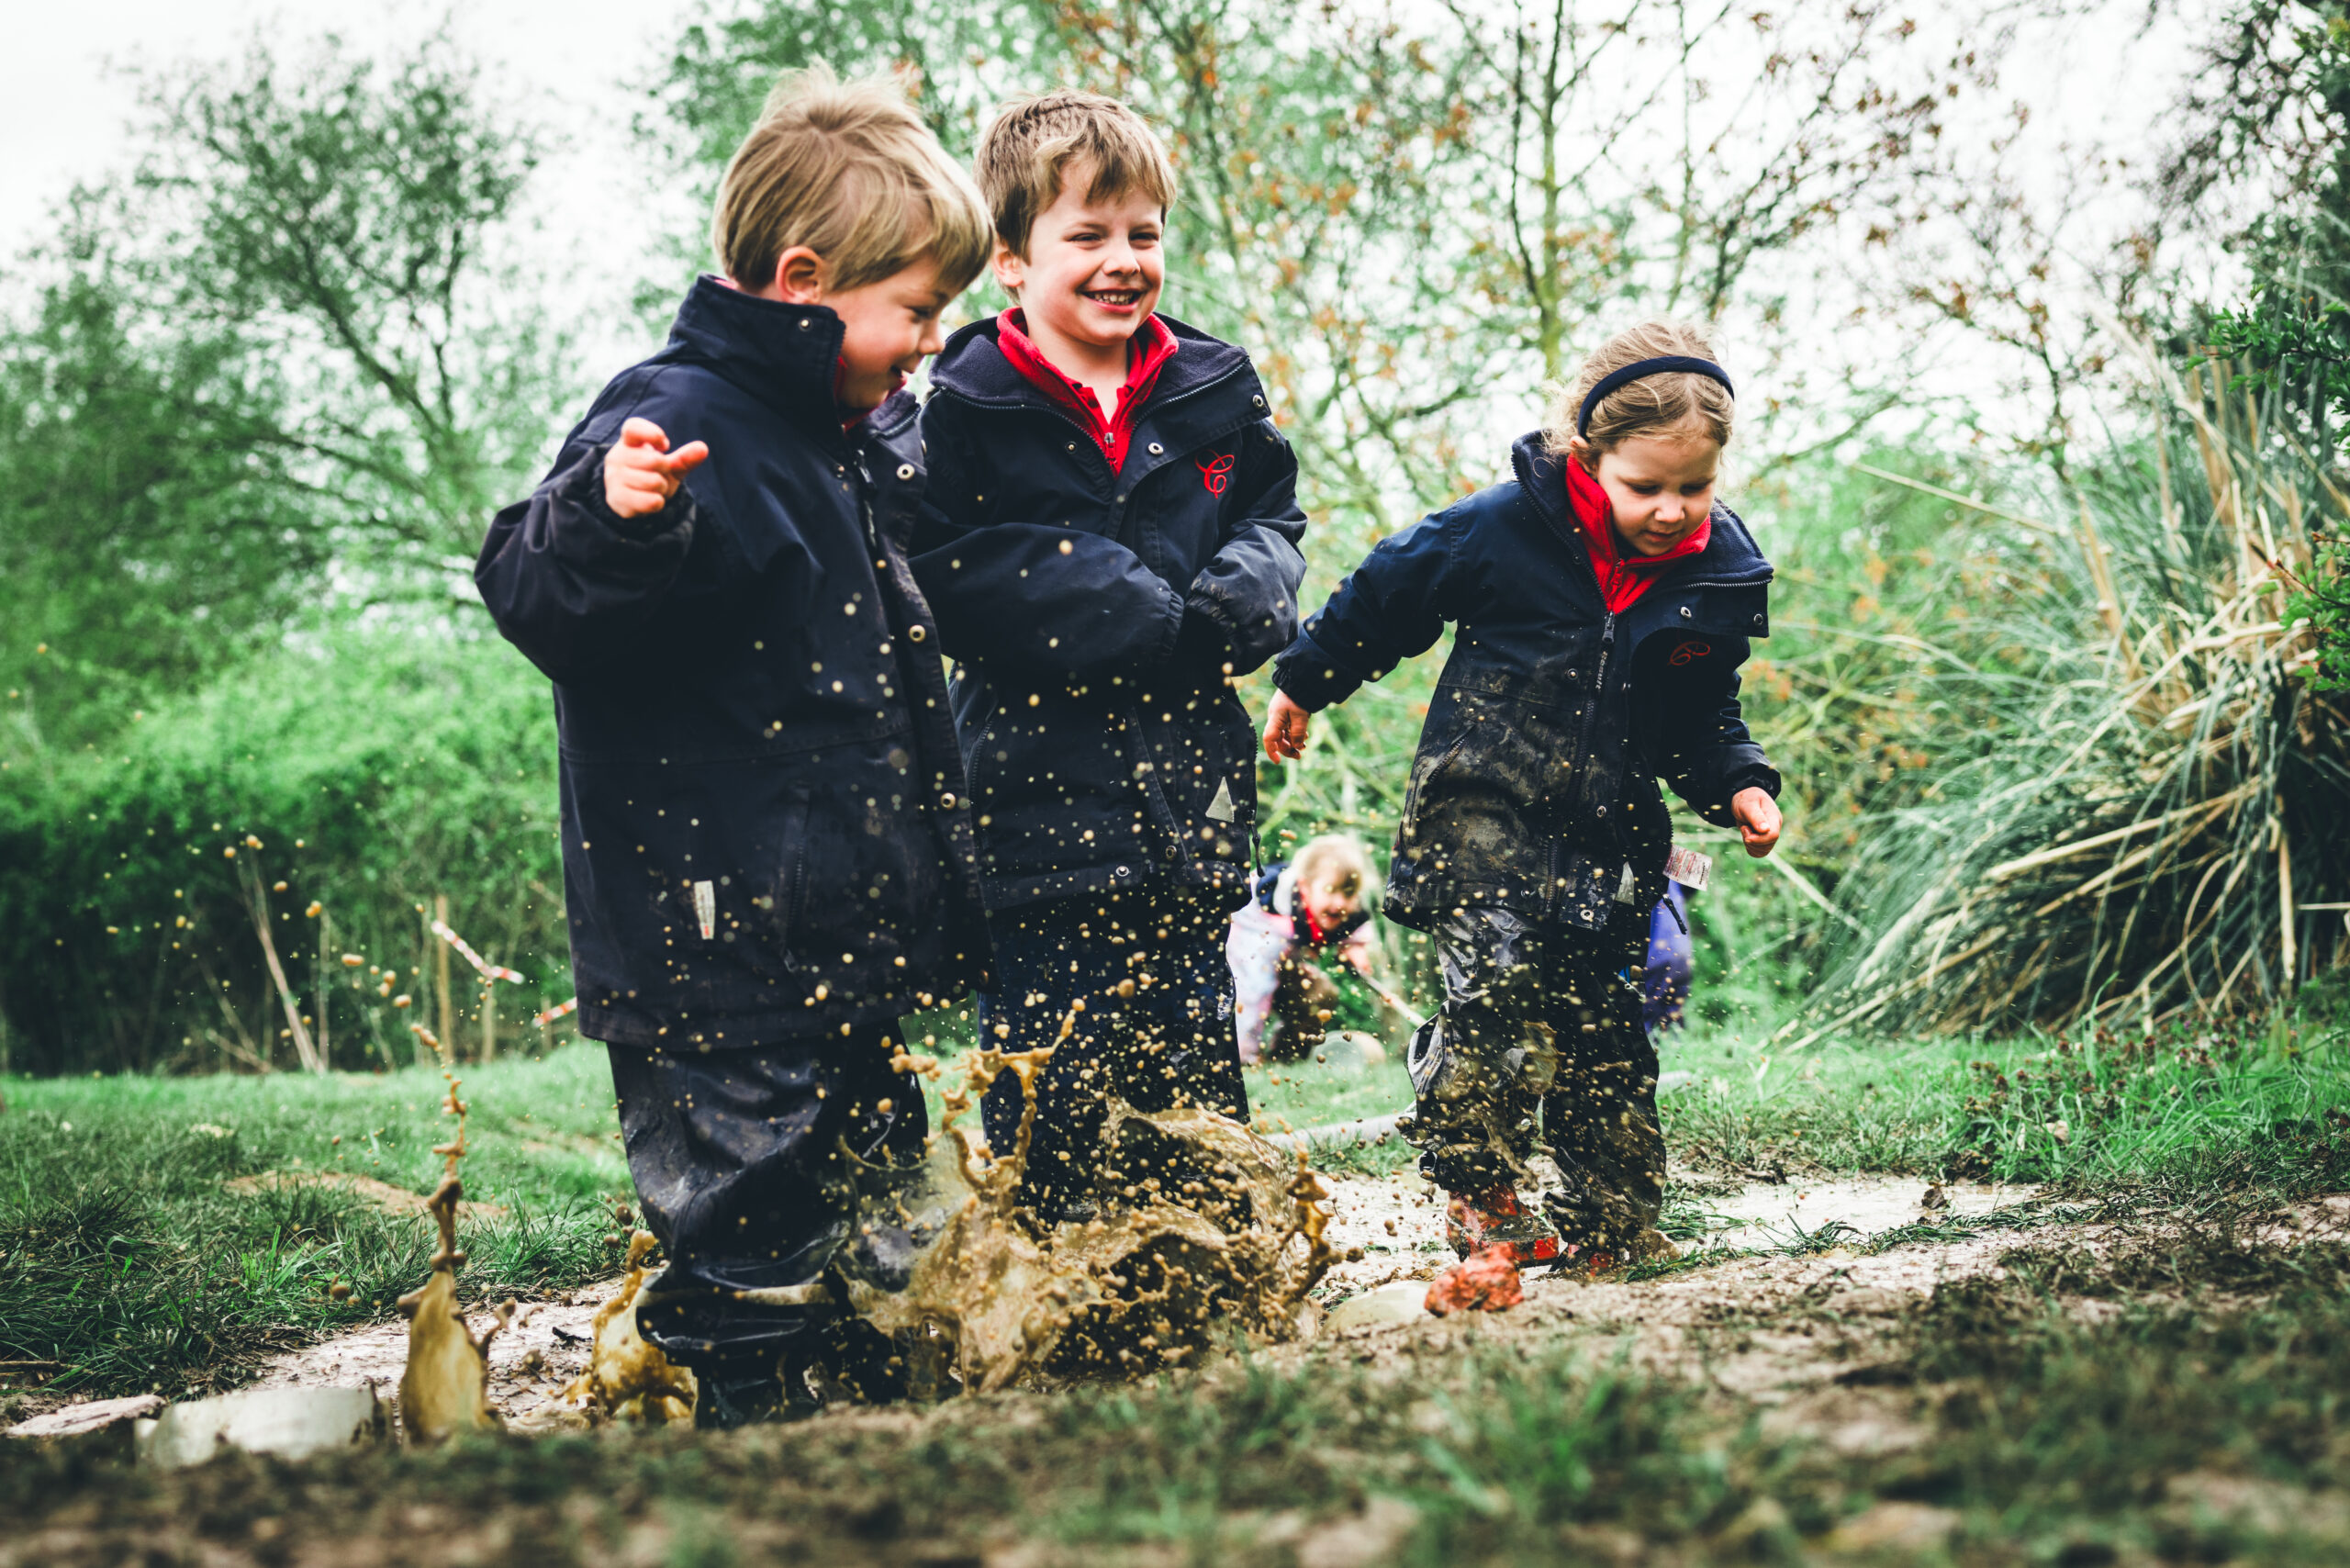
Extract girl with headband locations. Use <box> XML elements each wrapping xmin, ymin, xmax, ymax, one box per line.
<box><xmin>1260</xmin><ymin>319</ymin><xmax>1785</xmax><ymax>1276</ymax></box>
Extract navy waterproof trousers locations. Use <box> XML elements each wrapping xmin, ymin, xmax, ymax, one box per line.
<box><xmin>610</xmin><ymin>1028</ymin><xmax>924</xmax><ymax>1372</ymax></box>
<box><xmin>977</xmin><ymin>890</ymin><xmax>1251</xmax><ymax>1220</ymax></box>
<box><xmin>1404</xmin><ymin>907</ymin><xmax>1666</xmax><ymax>1252</ymax></box>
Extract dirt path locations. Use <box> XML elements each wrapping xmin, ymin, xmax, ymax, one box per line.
<box><xmin>218</xmin><ymin>1167</ymin><xmax>2053</xmax><ymax>1433</ymax></box>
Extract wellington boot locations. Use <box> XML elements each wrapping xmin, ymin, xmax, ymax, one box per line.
<box><xmin>1443</xmin><ymin>1186</ymin><xmax>1562</xmax><ymax>1266</ymax></box>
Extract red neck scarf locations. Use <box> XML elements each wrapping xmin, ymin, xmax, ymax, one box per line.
<box><xmin>997</xmin><ymin>308</ymin><xmax>1180</xmax><ymax>471</ymax></box>
<box><xmin>1563</xmin><ymin>454</ymin><xmax>1711</xmax><ymax>613</ymax></box>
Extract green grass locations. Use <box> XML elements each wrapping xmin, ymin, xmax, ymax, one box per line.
<box><xmin>1657</xmin><ymin>1006</ymin><xmax>2350</xmax><ymax>1185</ymax></box>
<box><xmin>0</xmin><ymin>1044</ymin><xmax>628</xmax><ymax>1396</ymax></box>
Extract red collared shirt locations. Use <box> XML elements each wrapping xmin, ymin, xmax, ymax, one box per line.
<box><xmin>996</xmin><ymin>308</ymin><xmax>1180</xmax><ymax>472</ymax></box>
<box><xmin>1563</xmin><ymin>454</ymin><xmax>1712</xmax><ymax>613</ymax></box>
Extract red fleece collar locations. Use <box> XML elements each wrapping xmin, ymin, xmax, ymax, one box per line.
<box><xmin>996</xmin><ymin>308</ymin><xmax>1179</xmax><ymax>471</ymax></box>
<box><xmin>1563</xmin><ymin>455</ymin><xmax>1711</xmax><ymax>613</ymax></box>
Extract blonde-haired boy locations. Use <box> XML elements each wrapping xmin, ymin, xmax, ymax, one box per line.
<box><xmin>910</xmin><ymin>90</ymin><xmax>1307</xmax><ymax>1221</ymax></box>
<box><xmin>478</xmin><ymin>65</ymin><xmax>992</xmax><ymax>1427</ymax></box>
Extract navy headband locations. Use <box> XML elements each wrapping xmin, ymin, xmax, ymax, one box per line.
<box><xmin>1575</xmin><ymin>355</ymin><xmax>1735</xmax><ymax>437</ymax></box>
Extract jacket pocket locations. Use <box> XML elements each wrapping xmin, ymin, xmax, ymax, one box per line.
<box><xmin>737</xmin><ymin>792</ymin><xmax>813</xmax><ymax>969</ymax></box>
<box><xmin>1395</xmin><ymin>737</ymin><xmax>1466</xmax><ymax>867</ymax></box>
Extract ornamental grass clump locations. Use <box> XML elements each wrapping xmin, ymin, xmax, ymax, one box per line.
<box><xmin>1802</xmin><ymin>353</ymin><xmax>2350</xmax><ymax>1039</ymax></box>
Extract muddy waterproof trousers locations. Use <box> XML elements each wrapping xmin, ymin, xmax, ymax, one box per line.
<box><xmin>979</xmin><ymin>890</ymin><xmax>1251</xmax><ymax>1221</ymax></box>
<box><xmin>610</xmin><ymin>1028</ymin><xmax>925</xmax><ymax>1373</ymax></box>
<box><xmin>1404</xmin><ymin>907</ymin><xmax>1666</xmax><ymax>1253</ymax></box>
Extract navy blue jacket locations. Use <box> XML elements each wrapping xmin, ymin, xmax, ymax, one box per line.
<box><xmin>911</xmin><ymin>315</ymin><xmax>1307</xmax><ymax>910</ymax></box>
<box><xmin>1274</xmin><ymin>433</ymin><xmax>1778</xmax><ymax>934</ymax></box>
<box><xmin>476</xmin><ymin>278</ymin><xmax>989</xmax><ymax>1048</ymax></box>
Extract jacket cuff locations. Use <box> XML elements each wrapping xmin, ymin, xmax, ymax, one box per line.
<box><xmin>1147</xmin><ymin>584</ymin><xmax>1189</xmax><ymax>665</ymax></box>
<box><xmin>1723</xmin><ymin>762</ymin><xmax>1782</xmax><ymax>801</ymax></box>
<box><xmin>1271</xmin><ymin>633</ymin><xmax>1364</xmax><ymax>711</ymax></box>
<box><xmin>1693</xmin><ymin>761</ymin><xmax>1780</xmax><ymax>826</ymax></box>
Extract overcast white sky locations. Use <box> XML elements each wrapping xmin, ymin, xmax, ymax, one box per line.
<box><xmin>0</xmin><ymin>0</ymin><xmax>666</xmax><ymax>288</ymax></box>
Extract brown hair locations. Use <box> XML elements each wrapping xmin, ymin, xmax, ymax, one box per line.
<box><xmin>713</xmin><ymin>64</ymin><xmax>991</xmax><ymax>296</ymax></box>
<box><xmin>974</xmin><ymin>90</ymin><xmax>1179</xmax><ymax>259</ymax></box>
<box><xmin>1292</xmin><ymin>834</ymin><xmax>1374</xmax><ymax>903</ymax></box>
<box><xmin>1544</xmin><ymin>319</ymin><xmax>1735</xmax><ymax>457</ymax></box>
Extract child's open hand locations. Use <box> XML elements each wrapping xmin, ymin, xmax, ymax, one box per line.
<box><xmin>603</xmin><ymin>418</ymin><xmax>711</xmax><ymax>520</ymax></box>
<box><xmin>1731</xmin><ymin>787</ymin><xmax>1782</xmax><ymax>857</ymax></box>
<box><xmin>1262</xmin><ymin>689</ymin><xmax>1312</xmax><ymax>762</ymax></box>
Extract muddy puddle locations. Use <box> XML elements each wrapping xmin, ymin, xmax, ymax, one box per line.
<box><xmin>252</xmin><ymin>1024</ymin><xmax>1339</xmax><ymax>1434</ymax></box>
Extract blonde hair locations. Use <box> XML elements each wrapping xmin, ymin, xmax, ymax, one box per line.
<box><xmin>975</xmin><ymin>90</ymin><xmax>1179</xmax><ymax>259</ymax></box>
<box><xmin>1544</xmin><ymin>319</ymin><xmax>1735</xmax><ymax>457</ymax></box>
<box><xmin>713</xmin><ymin>64</ymin><xmax>991</xmax><ymax>296</ymax></box>
<box><xmin>1292</xmin><ymin>834</ymin><xmax>1374</xmax><ymax>903</ymax></box>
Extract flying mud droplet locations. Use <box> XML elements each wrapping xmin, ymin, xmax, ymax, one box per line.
<box><xmin>395</xmin><ymin>1024</ymin><xmax>513</xmax><ymax>1442</ymax></box>
<box><xmin>559</xmin><ymin>1231</ymin><xmax>698</xmax><ymax>1424</ymax></box>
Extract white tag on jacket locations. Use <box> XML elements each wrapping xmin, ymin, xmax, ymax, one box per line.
<box><xmin>1205</xmin><ymin>778</ymin><xmax>1238</xmax><ymax>823</ymax></box>
<box><xmin>692</xmin><ymin>880</ymin><xmax>717</xmax><ymax>940</ymax></box>
<box><xmin>1614</xmin><ymin>862</ymin><xmax>1639</xmax><ymax>903</ymax></box>
<box><xmin>1664</xmin><ymin>846</ymin><xmax>1713</xmax><ymax>891</ymax></box>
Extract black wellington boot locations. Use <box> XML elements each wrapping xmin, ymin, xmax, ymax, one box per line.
<box><xmin>691</xmin><ymin>1357</ymin><xmax>793</xmax><ymax>1430</ymax></box>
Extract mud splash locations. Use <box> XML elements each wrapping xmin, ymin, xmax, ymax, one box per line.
<box><xmin>394</xmin><ymin>1025</ymin><xmax>512</xmax><ymax>1442</ymax></box>
<box><xmin>831</xmin><ymin>1013</ymin><xmax>1338</xmax><ymax>1394</ymax></box>
<box><xmin>558</xmin><ymin>1231</ymin><xmax>697</xmax><ymax>1424</ymax></box>
<box><xmin>389</xmin><ymin>1008</ymin><xmax>1337</xmax><ymax>1427</ymax></box>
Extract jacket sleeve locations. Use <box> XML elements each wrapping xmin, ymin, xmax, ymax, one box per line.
<box><xmin>1270</xmin><ymin>506</ymin><xmax>1459</xmax><ymax>711</ymax></box>
<box><xmin>475</xmin><ymin>433</ymin><xmax>699</xmax><ymax>685</ymax></box>
<box><xmin>1183</xmin><ymin>419</ymin><xmax>1308</xmax><ymax>677</ymax></box>
<box><xmin>1651</xmin><ymin>662</ymin><xmax>1781</xmax><ymax>824</ymax></box>
<box><xmin>910</xmin><ymin>401</ymin><xmax>1184</xmax><ymax>676</ymax></box>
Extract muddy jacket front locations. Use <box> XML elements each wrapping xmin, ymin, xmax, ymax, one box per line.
<box><xmin>475</xmin><ymin>278</ymin><xmax>989</xmax><ymax>1048</ymax></box>
<box><xmin>1272</xmin><ymin>432</ymin><xmax>1779</xmax><ymax>933</ymax></box>
<box><xmin>911</xmin><ymin>315</ymin><xmax>1307</xmax><ymax>910</ymax></box>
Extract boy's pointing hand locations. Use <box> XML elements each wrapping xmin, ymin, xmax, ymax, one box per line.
<box><xmin>1731</xmin><ymin>787</ymin><xmax>1782</xmax><ymax>857</ymax></box>
<box><xmin>603</xmin><ymin>417</ymin><xmax>711</xmax><ymax>520</ymax></box>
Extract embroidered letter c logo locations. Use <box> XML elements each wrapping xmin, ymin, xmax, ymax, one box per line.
<box><xmin>1668</xmin><ymin>640</ymin><xmax>1712</xmax><ymax>666</ymax></box>
<box><xmin>1197</xmin><ymin>453</ymin><xmax>1235</xmax><ymax>495</ymax></box>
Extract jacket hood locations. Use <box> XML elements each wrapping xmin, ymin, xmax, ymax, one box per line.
<box><xmin>927</xmin><ymin>311</ymin><xmax>1252</xmax><ymax>409</ymax></box>
<box><xmin>1509</xmin><ymin>430</ymin><xmax>1772</xmax><ymax>587</ymax></box>
<box><xmin>665</xmin><ymin>274</ymin><xmax>916</xmax><ymax>436</ymax></box>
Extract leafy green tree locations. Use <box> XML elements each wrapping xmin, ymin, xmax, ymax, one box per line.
<box><xmin>127</xmin><ymin>28</ymin><xmax>570</xmax><ymax>566</ymax></box>
<box><xmin>654</xmin><ymin>0</ymin><xmax>1968</xmax><ymax>532</ymax></box>
<box><xmin>0</xmin><ymin>28</ymin><xmax>573</xmax><ymax>752</ymax></box>
<box><xmin>0</xmin><ymin>260</ymin><xmax>318</xmax><ymax>752</ymax></box>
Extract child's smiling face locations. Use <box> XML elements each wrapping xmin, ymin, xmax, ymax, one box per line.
<box><xmin>1579</xmin><ymin>417</ymin><xmax>1721</xmax><ymax>556</ymax></box>
<box><xmin>822</xmin><ymin>256</ymin><xmax>957</xmax><ymax>409</ymax></box>
<box><xmin>744</xmin><ymin>249</ymin><xmax>957</xmax><ymax>409</ymax></box>
<box><xmin>1301</xmin><ymin>876</ymin><xmax>1360</xmax><ymax>931</ymax></box>
<box><xmin>992</xmin><ymin>169</ymin><xmax>1165</xmax><ymax>363</ymax></box>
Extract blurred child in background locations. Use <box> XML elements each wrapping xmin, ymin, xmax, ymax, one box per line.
<box><xmin>1227</xmin><ymin>834</ymin><xmax>1382</xmax><ymax>1063</ymax></box>
<box><xmin>1641</xmin><ymin>881</ymin><xmax>1695</xmax><ymax>1034</ymax></box>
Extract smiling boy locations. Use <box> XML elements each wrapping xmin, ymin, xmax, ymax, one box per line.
<box><xmin>476</xmin><ymin>68</ymin><xmax>993</xmax><ymax>1425</ymax></box>
<box><xmin>912</xmin><ymin>91</ymin><xmax>1307</xmax><ymax>1222</ymax></box>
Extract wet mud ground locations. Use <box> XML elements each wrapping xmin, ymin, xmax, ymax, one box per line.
<box><xmin>12</xmin><ymin>1159</ymin><xmax>2350</xmax><ymax>1566</ymax></box>
<box><xmin>10</xmin><ymin>1031</ymin><xmax>2350</xmax><ymax>1565</ymax></box>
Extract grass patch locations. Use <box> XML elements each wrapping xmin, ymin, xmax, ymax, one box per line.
<box><xmin>1658</xmin><ymin>1014</ymin><xmax>2350</xmax><ymax>1185</ymax></box>
<box><xmin>0</xmin><ymin>1045</ymin><xmax>629</xmax><ymax>1395</ymax></box>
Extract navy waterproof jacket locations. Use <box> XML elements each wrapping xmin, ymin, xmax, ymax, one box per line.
<box><xmin>476</xmin><ymin>278</ymin><xmax>990</xmax><ymax>1049</ymax></box>
<box><xmin>1273</xmin><ymin>433</ymin><xmax>1779</xmax><ymax>935</ymax></box>
<box><xmin>911</xmin><ymin>315</ymin><xmax>1307</xmax><ymax>911</ymax></box>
